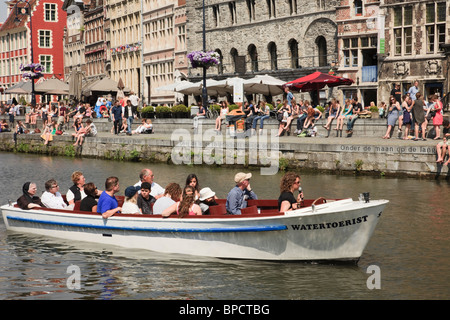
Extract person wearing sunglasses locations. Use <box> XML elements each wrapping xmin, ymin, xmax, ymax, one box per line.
<box><xmin>41</xmin><ymin>179</ymin><xmax>68</xmax><ymax>209</ymax></box>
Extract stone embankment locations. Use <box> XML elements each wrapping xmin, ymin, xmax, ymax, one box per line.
<box><xmin>0</xmin><ymin>115</ymin><xmax>449</xmax><ymax>179</ymax></box>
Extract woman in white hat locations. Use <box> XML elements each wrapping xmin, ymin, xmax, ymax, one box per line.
<box><xmin>198</xmin><ymin>187</ymin><xmax>218</xmax><ymax>215</ymax></box>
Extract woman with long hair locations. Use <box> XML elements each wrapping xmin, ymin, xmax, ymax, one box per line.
<box><xmin>323</xmin><ymin>98</ymin><xmax>341</xmax><ymax>131</ymax></box>
<box><xmin>185</xmin><ymin>173</ymin><xmax>200</xmax><ymax>199</ymax></box>
<box><xmin>215</xmin><ymin>100</ymin><xmax>229</xmax><ymax>132</ymax></box>
<box><xmin>162</xmin><ymin>185</ymin><xmax>202</xmax><ymax>217</ymax></box>
<box><xmin>401</xmin><ymin>95</ymin><xmax>413</xmax><ymax>140</ymax></box>
<box><xmin>278</xmin><ymin>172</ymin><xmax>303</xmax><ymax>212</ymax></box>
<box><xmin>383</xmin><ymin>96</ymin><xmax>401</xmax><ymax>139</ymax></box>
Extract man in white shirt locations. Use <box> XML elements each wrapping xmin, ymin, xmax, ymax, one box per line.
<box><xmin>41</xmin><ymin>179</ymin><xmax>68</xmax><ymax>209</ymax></box>
<box><xmin>134</xmin><ymin>168</ymin><xmax>165</xmax><ymax>199</ymax></box>
<box><xmin>129</xmin><ymin>91</ymin><xmax>139</xmax><ymax>109</ymax></box>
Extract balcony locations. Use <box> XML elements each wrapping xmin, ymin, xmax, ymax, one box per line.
<box><xmin>362</xmin><ymin>65</ymin><xmax>377</xmax><ymax>82</ymax></box>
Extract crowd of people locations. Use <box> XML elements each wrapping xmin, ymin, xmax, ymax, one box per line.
<box><xmin>0</xmin><ymin>90</ymin><xmax>150</xmax><ymax>145</ymax></box>
<box><xmin>16</xmin><ymin>168</ymin><xmax>307</xmax><ymax>219</ymax></box>
<box><xmin>381</xmin><ymin>81</ymin><xmax>447</xmax><ymax>142</ymax></box>
<box><xmin>15</xmin><ymin>168</ymin><xmax>220</xmax><ymax>219</ymax></box>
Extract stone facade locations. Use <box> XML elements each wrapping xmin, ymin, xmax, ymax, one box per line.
<box><xmin>378</xmin><ymin>0</ymin><xmax>449</xmax><ymax>104</ymax></box>
<box><xmin>186</xmin><ymin>0</ymin><xmax>340</xmax><ymax>103</ymax></box>
<box><xmin>107</xmin><ymin>0</ymin><xmax>142</xmax><ymax>97</ymax></box>
<box><xmin>84</xmin><ymin>1</ymin><xmax>106</xmax><ymax>84</ymax></box>
<box><xmin>142</xmin><ymin>0</ymin><xmax>188</xmax><ymax>106</ymax></box>
<box><xmin>63</xmin><ymin>0</ymin><xmax>88</xmax><ymax>85</ymax></box>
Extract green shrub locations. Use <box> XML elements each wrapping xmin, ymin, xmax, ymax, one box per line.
<box><xmin>155</xmin><ymin>105</ymin><xmax>171</xmax><ymax>113</ymax></box>
<box><xmin>210</xmin><ymin>104</ymin><xmax>221</xmax><ymax>112</ymax></box>
<box><xmin>172</xmin><ymin>104</ymin><xmax>188</xmax><ymax>113</ymax></box>
<box><xmin>141</xmin><ymin>106</ymin><xmax>154</xmax><ymax>113</ymax></box>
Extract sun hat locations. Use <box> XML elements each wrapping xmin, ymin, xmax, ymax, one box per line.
<box><xmin>234</xmin><ymin>172</ymin><xmax>252</xmax><ymax>184</ymax></box>
<box><xmin>199</xmin><ymin>187</ymin><xmax>216</xmax><ymax>201</ymax></box>
<box><xmin>125</xmin><ymin>186</ymin><xmax>140</xmax><ymax>198</ymax></box>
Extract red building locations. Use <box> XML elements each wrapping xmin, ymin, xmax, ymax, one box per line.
<box><xmin>0</xmin><ymin>0</ymin><xmax>67</xmax><ymax>103</ymax></box>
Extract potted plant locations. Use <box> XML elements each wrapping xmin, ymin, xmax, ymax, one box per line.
<box><xmin>187</xmin><ymin>51</ymin><xmax>221</xmax><ymax>69</ymax></box>
<box><xmin>171</xmin><ymin>104</ymin><xmax>189</xmax><ymax>118</ymax></box>
<box><xmin>20</xmin><ymin>63</ymin><xmax>44</xmax><ymax>80</ymax></box>
<box><xmin>155</xmin><ymin>105</ymin><xmax>172</xmax><ymax>118</ymax></box>
<box><xmin>369</xmin><ymin>105</ymin><xmax>379</xmax><ymax>119</ymax></box>
<box><xmin>140</xmin><ymin>106</ymin><xmax>155</xmax><ymax>119</ymax></box>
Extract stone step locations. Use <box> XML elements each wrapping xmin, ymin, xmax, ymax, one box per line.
<box><xmin>0</xmin><ymin>114</ymin><xmax>441</xmax><ymax>138</ymax></box>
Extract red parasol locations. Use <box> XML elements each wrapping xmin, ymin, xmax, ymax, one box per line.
<box><xmin>283</xmin><ymin>71</ymin><xmax>353</xmax><ymax>92</ymax></box>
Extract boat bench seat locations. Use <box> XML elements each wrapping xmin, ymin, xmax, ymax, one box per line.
<box><xmin>247</xmin><ymin>199</ymin><xmax>278</xmax><ymax>209</ymax></box>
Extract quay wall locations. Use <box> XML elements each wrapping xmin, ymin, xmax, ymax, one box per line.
<box><xmin>0</xmin><ymin>116</ymin><xmax>449</xmax><ymax>179</ymax></box>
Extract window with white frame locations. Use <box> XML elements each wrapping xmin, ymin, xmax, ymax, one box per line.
<box><xmin>342</xmin><ymin>38</ymin><xmax>359</xmax><ymax>67</ymax></box>
<box><xmin>393</xmin><ymin>6</ymin><xmax>412</xmax><ymax>56</ymax></box>
<box><xmin>425</xmin><ymin>2</ymin><xmax>446</xmax><ymax>54</ymax></box>
<box><xmin>354</xmin><ymin>0</ymin><xmax>363</xmax><ymax>16</ymax></box>
<box><xmin>39</xmin><ymin>55</ymin><xmax>52</xmax><ymax>73</ymax></box>
<box><xmin>39</xmin><ymin>30</ymin><xmax>52</xmax><ymax>48</ymax></box>
<box><xmin>44</xmin><ymin>3</ymin><xmax>57</xmax><ymax>22</ymax></box>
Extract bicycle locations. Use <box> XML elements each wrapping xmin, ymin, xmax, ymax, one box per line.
<box><xmin>206</xmin><ymin>107</ymin><xmax>219</xmax><ymax>119</ymax></box>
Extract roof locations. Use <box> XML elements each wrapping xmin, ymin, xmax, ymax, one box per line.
<box><xmin>0</xmin><ymin>0</ymin><xmax>37</xmax><ymax>33</ymax></box>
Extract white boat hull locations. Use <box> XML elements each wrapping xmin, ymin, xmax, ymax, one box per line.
<box><xmin>1</xmin><ymin>198</ymin><xmax>388</xmax><ymax>262</ymax></box>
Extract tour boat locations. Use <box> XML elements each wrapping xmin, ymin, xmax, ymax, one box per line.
<box><xmin>1</xmin><ymin>196</ymin><xmax>388</xmax><ymax>262</ymax></box>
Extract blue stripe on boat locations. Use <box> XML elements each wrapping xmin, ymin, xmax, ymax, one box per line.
<box><xmin>6</xmin><ymin>216</ymin><xmax>287</xmax><ymax>233</ymax></box>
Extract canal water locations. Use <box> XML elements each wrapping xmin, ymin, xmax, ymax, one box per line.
<box><xmin>0</xmin><ymin>152</ymin><xmax>449</xmax><ymax>300</ymax></box>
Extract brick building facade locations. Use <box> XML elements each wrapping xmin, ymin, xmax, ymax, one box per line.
<box><xmin>0</xmin><ymin>0</ymin><xmax>67</xmax><ymax>103</ymax></box>
<box><xmin>336</xmin><ymin>0</ymin><xmax>380</xmax><ymax>106</ymax></box>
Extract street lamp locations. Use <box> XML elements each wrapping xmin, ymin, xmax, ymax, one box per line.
<box><xmin>202</xmin><ymin>0</ymin><xmax>208</xmax><ymax>109</ymax></box>
<box><xmin>14</xmin><ymin>0</ymin><xmax>36</xmax><ymax>107</ymax></box>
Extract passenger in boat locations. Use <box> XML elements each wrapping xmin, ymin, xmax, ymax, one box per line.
<box><xmin>41</xmin><ymin>179</ymin><xmax>68</xmax><ymax>210</ymax></box>
<box><xmin>134</xmin><ymin>168</ymin><xmax>165</xmax><ymax>199</ymax></box>
<box><xmin>17</xmin><ymin>182</ymin><xmax>44</xmax><ymax>210</ymax></box>
<box><xmin>278</xmin><ymin>172</ymin><xmax>303</xmax><ymax>212</ymax></box>
<box><xmin>162</xmin><ymin>186</ymin><xmax>202</xmax><ymax>218</ymax></box>
<box><xmin>97</xmin><ymin>176</ymin><xmax>122</xmax><ymax>219</ymax></box>
<box><xmin>152</xmin><ymin>183</ymin><xmax>182</xmax><ymax>215</ymax></box>
<box><xmin>185</xmin><ymin>173</ymin><xmax>200</xmax><ymax>200</ymax></box>
<box><xmin>226</xmin><ymin>172</ymin><xmax>257</xmax><ymax>215</ymax></box>
<box><xmin>137</xmin><ymin>182</ymin><xmax>156</xmax><ymax>214</ymax></box>
<box><xmin>66</xmin><ymin>171</ymin><xmax>87</xmax><ymax>210</ymax></box>
<box><xmin>121</xmin><ymin>186</ymin><xmax>141</xmax><ymax>214</ymax></box>
<box><xmin>198</xmin><ymin>187</ymin><xmax>218</xmax><ymax>215</ymax></box>
<box><xmin>79</xmin><ymin>183</ymin><xmax>98</xmax><ymax>213</ymax></box>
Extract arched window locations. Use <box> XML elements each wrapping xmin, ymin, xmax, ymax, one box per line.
<box><xmin>268</xmin><ymin>42</ymin><xmax>278</xmax><ymax>70</ymax></box>
<box><xmin>267</xmin><ymin>0</ymin><xmax>276</xmax><ymax>18</ymax></box>
<box><xmin>248</xmin><ymin>44</ymin><xmax>258</xmax><ymax>72</ymax></box>
<box><xmin>288</xmin><ymin>39</ymin><xmax>299</xmax><ymax>69</ymax></box>
<box><xmin>246</xmin><ymin>0</ymin><xmax>256</xmax><ymax>21</ymax></box>
<box><xmin>215</xmin><ymin>49</ymin><xmax>224</xmax><ymax>74</ymax></box>
<box><xmin>230</xmin><ymin>48</ymin><xmax>239</xmax><ymax>73</ymax></box>
<box><xmin>316</xmin><ymin>36</ymin><xmax>327</xmax><ymax>67</ymax></box>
